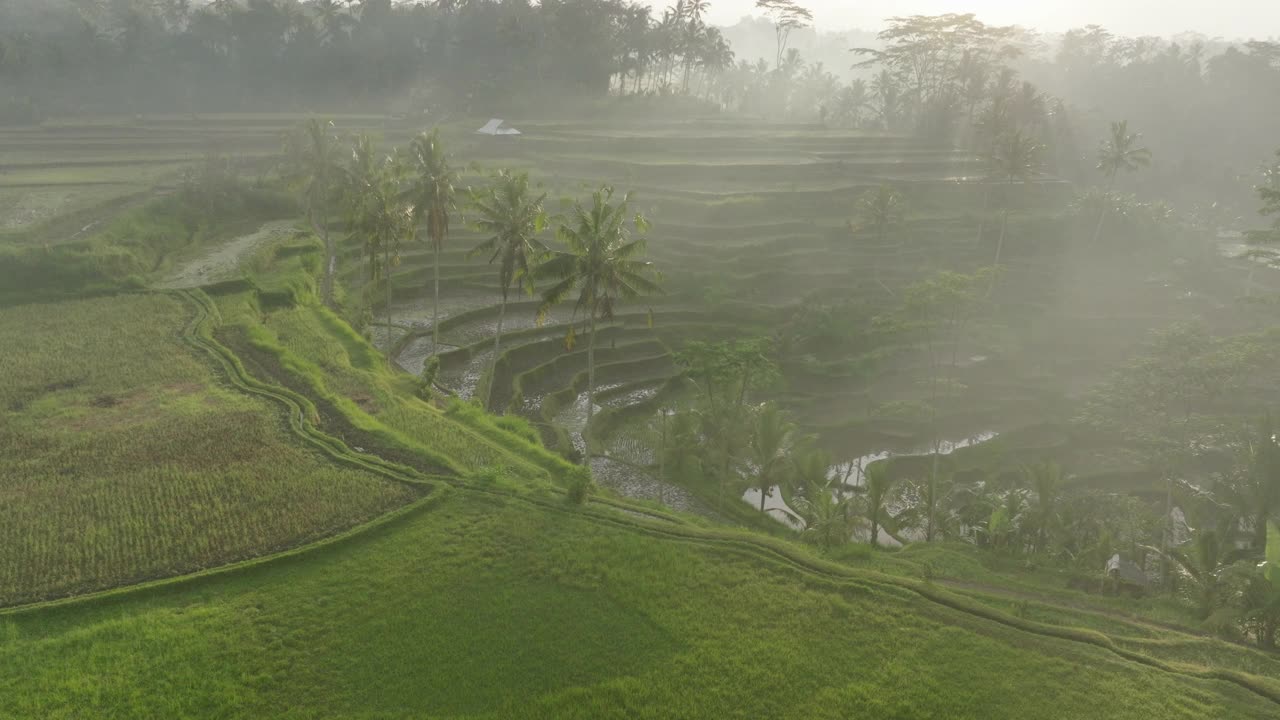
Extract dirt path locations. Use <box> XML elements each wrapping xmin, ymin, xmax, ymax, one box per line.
<box><xmin>937</xmin><ymin>577</ymin><xmax>1225</xmax><ymax>641</ymax></box>
<box><xmin>157</xmin><ymin>219</ymin><xmax>295</xmax><ymax>289</ymax></box>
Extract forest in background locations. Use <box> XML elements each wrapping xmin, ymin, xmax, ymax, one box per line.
<box><xmin>2</xmin><ymin>1</ymin><xmax>1277</xmax><ymax>216</ymax></box>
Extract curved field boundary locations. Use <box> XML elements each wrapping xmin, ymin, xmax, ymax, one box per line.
<box><xmin>540</xmin><ymin>502</ymin><xmax>1280</xmax><ymax>707</ymax></box>
<box><xmin>5</xmin><ymin>293</ymin><xmax>1277</xmax><ymax>708</ymax></box>
<box><xmin>179</xmin><ymin>289</ymin><xmax>457</xmax><ymax>480</ymax></box>
<box><xmin>0</xmin><ymin>288</ymin><xmax>452</xmax><ymax>617</ymax></box>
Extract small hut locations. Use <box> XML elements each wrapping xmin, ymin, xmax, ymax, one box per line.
<box><xmin>1105</xmin><ymin>553</ymin><xmax>1149</xmax><ymax>597</ymax></box>
<box><xmin>475</xmin><ymin>119</ymin><xmax>521</xmax><ymax>136</ymax></box>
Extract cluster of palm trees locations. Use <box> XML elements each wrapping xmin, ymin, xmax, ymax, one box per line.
<box><xmin>281</xmin><ymin>121</ymin><xmax>661</xmax><ymax>459</ymax></box>
<box><xmin>613</xmin><ymin>0</ymin><xmax>734</xmax><ymax>98</ymax></box>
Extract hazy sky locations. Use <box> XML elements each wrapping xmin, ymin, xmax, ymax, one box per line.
<box><xmin>661</xmin><ymin>1</ymin><xmax>1280</xmax><ymax>39</ymax></box>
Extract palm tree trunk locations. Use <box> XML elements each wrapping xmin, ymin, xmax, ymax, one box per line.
<box><xmin>926</xmin><ymin>460</ymin><xmax>938</xmax><ymax>542</ymax></box>
<box><xmin>384</xmin><ymin>247</ymin><xmax>393</xmax><ymax>369</ymax></box>
<box><xmin>584</xmin><ymin>312</ymin><xmax>597</xmax><ymax>467</ymax></box>
<box><xmin>870</xmin><ymin>511</ymin><xmax>879</xmax><ymax>548</ymax></box>
<box><xmin>976</xmin><ymin>183</ymin><xmax>992</xmax><ymax>247</ymax></box>
<box><xmin>432</xmin><ymin>242</ymin><xmax>441</xmax><ymax>350</ymax></box>
<box><xmin>993</xmin><ymin>180</ymin><xmax>1012</xmax><ymax>269</ymax></box>
<box><xmin>987</xmin><ymin>182</ymin><xmax>1012</xmax><ymax>297</ymax></box>
<box><xmin>1092</xmin><ymin>176</ymin><xmax>1115</xmax><ymax>247</ymax></box>
<box><xmin>486</xmin><ymin>292</ymin><xmax>507</xmax><ymax>412</ymax></box>
<box><xmin>760</xmin><ymin>483</ymin><xmax>767</xmax><ymax>513</ymax></box>
<box><xmin>658</xmin><ymin>411</ymin><xmax>667</xmax><ymax>505</ymax></box>
<box><xmin>990</xmin><ymin>211</ymin><xmax>1009</xmax><ymax>284</ymax></box>
<box><xmin>322</xmin><ymin>216</ymin><xmax>335</xmax><ymax>308</ymax></box>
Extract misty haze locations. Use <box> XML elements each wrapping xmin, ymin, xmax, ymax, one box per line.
<box><xmin>2</xmin><ymin>1</ymin><xmax>1280</xmax><ymax>717</ymax></box>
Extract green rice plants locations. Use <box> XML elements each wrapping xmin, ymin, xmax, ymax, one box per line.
<box><xmin>0</xmin><ymin>294</ymin><xmax>418</xmax><ymax>606</ymax></box>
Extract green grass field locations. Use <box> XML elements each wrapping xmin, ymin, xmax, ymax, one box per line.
<box><xmin>2</xmin><ymin>113</ymin><xmax>1279</xmax><ymax>717</ymax></box>
<box><xmin>5</xmin><ymin>491</ymin><xmax>1278</xmax><ymax>719</ymax></box>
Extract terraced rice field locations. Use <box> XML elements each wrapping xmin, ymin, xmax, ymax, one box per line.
<box><xmin>0</xmin><ymin>293</ymin><xmax>419</xmax><ymax>606</ymax></box>
<box><xmin>6</xmin><ymin>113</ymin><xmax>1280</xmax><ymax>718</ymax></box>
<box><xmin>337</xmin><ymin>118</ymin><xmax>1268</xmax><ymax>518</ymax></box>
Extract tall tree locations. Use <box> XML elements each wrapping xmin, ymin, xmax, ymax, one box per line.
<box><xmin>1224</xmin><ymin>415</ymin><xmax>1280</xmax><ymax>551</ymax></box>
<box><xmin>748</xmin><ymin>401</ymin><xmax>796</xmax><ymax>514</ymax></box>
<box><xmin>469</xmin><ymin>170</ymin><xmax>549</xmax><ymax>411</ymax></box>
<box><xmin>988</xmin><ymin>129</ymin><xmax>1042</xmax><ymax>283</ymax></box>
<box><xmin>754</xmin><ymin>0</ymin><xmax>811</xmax><ymax>71</ymax></box>
<box><xmin>853</xmin><ymin>184</ymin><xmax>908</xmax><ymax>295</ymax></box>
<box><xmin>863</xmin><ymin>462</ymin><xmax>897</xmax><ymax>547</ymax></box>
<box><xmin>1093</xmin><ymin>120</ymin><xmax>1151</xmax><ymax>245</ymax></box>
<box><xmin>676</xmin><ymin>338</ymin><xmax>781</xmax><ymax>509</ymax></box>
<box><xmin>854</xmin><ymin>184</ymin><xmax>908</xmax><ymax>247</ymax></box>
<box><xmin>538</xmin><ymin>186</ymin><xmax>661</xmax><ymax>465</ymax></box>
<box><xmin>346</xmin><ymin>140</ymin><xmax>413</xmax><ymax>356</ymax></box>
<box><xmin>1024</xmin><ymin>461</ymin><xmax>1063</xmax><ymax>554</ymax></box>
<box><xmin>790</xmin><ymin>445</ymin><xmax>849</xmax><ymax>548</ymax></box>
<box><xmin>282</xmin><ymin>119</ymin><xmax>344</xmax><ymax>308</ymax></box>
<box><xmin>402</xmin><ymin>129</ymin><xmax>457</xmax><ymax>353</ymax></box>
<box><xmin>895</xmin><ymin>269</ymin><xmax>988</xmax><ymax>540</ymax></box>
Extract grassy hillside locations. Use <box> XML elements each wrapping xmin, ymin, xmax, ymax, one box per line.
<box><xmin>3</xmin><ymin>114</ymin><xmax>1279</xmax><ymax>718</ymax></box>
<box><xmin>4</xmin><ymin>490</ymin><xmax>1278</xmax><ymax>719</ymax></box>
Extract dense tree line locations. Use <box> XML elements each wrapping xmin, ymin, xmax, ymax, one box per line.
<box><xmin>0</xmin><ymin>0</ymin><xmax>677</xmax><ymax>114</ymax></box>
<box><xmin>5</xmin><ymin>2</ymin><xmax>1277</xmax><ymax>215</ymax></box>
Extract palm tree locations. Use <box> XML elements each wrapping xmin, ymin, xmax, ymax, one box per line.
<box><xmin>988</xmin><ymin>130</ymin><xmax>1042</xmax><ymax>286</ymax></box>
<box><xmin>343</xmin><ymin>133</ymin><xmax>383</xmax><ymax>301</ymax></box>
<box><xmin>1223</xmin><ymin>415</ymin><xmax>1280</xmax><ymax>550</ymax></box>
<box><xmin>854</xmin><ymin>184</ymin><xmax>907</xmax><ymax>247</ymax></box>
<box><xmin>469</xmin><ymin>170</ymin><xmax>548</xmax><ymax>410</ymax></box>
<box><xmin>1159</xmin><ymin>526</ymin><xmax>1228</xmax><ymax>620</ymax></box>
<box><xmin>282</xmin><ymin>119</ymin><xmax>344</xmax><ymax>307</ymax></box>
<box><xmin>1093</xmin><ymin>120</ymin><xmax>1151</xmax><ymax>245</ymax></box>
<box><xmin>1023</xmin><ymin>461</ymin><xmax>1063</xmax><ymax>554</ymax></box>
<box><xmin>853</xmin><ymin>184</ymin><xmax>907</xmax><ymax>295</ymax></box>
<box><xmin>790</xmin><ymin>445</ymin><xmax>849</xmax><ymax>548</ymax></box>
<box><xmin>871</xmin><ymin>69</ymin><xmax>901</xmax><ymax>131</ymax></box>
<box><xmin>748</xmin><ymin>402</ymin><xmax>796</xmax><ymax>513</ymax></box>
<box><xmin>346</xmin><ymin>139</ymin><xmax>413</xmax><ymax>356</ymax></box>
<box><xmin>537</xmin><ymin>187</ymin><xmax>662</xmax><ymax>464</ymax></box>
<box><xmin>863</xmin><ymin>462</ymin><xmax>897</xmax><ymax>548</ymax></box>
<box><xmin>402</xmin><ymin>129</ymin><xmax>457</xmax><ymax>353</ymax></box>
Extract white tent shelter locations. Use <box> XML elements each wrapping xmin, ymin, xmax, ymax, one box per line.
<box><xmin>476</xmin><ymin>119</ymin><xmax>521</xmax><ymax>136</ymax></box>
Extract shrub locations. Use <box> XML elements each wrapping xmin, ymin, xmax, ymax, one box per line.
<box><xmin>471</xmin><ymin>465</ymin><xmax>512</xmax><ymax>486</ymax></box>
<box><xmin>566</xmin><ymin>467</ymin><xmax>594</xmax><ymax>505</ymax></box>
<box><xmin>494</xmin><ymin>414</ymin><xmax>541</xmax><ymax>446</ymax></box>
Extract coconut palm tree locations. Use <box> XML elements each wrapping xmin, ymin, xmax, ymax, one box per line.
<box><xmin>1093</xmin><ymin>120</ymin><xmax>1152</xmax><ymax>245</ymax></box>
<box><xmin>343</xmin><ymin>133</ymin><xmax>383</xmax><ymax>300</ymax></box>
<box><xmin>281</xmin><ymin>119</ymin><xmax>344</xmax><ymax>307</ymax></box>
<box><xmin>853</xmin><ymin>184</ymin><xmax>907</xmax><ymax>295</ymax></box>
<box><xmin>790</xmin><ymin>445</ymin><xmax>850</xmax><ymax>548</ymax></box>
<box><xmin>537</xmin><ymin>186</ymin><xmax>662</xmax><ymax>465</ymax></box>
<box><xmin>1023</xmin><ymin>461</ymin><xmax>1063</xmax><ymax>554</ymax></box>
<box><xmin>469</xmin><ymin>170</ymin><xmax>548</xmax><ymax>410</ymax></box>
<box><xmin>402</xmin><ymin>129</ymin><xmax>457</xmax><ymax>353</ymax></box>
<box><xmin>854</xmin><ymin>184</ymin><xmax>907</xmax><ymax>247</ymax></box>
<box><xmin>1222</xmin><ymin>415</ymin><xmax>1280</xmax><ymax>551</ymax></box>
<box><xmin>1160</xmin><ymin>525</ymin><xmax>1228</xmax><ymax>619</ymax></box>
<box><xmin>748</xmin><ymin>402</ymin><xmax>796</xmax><ymax>513</ymax></box>
<box><xmin>346</xmin><ymin>140</ymin><xmax>413</xmax><ymax>356</ymax></box>
<box><xmin>863</xmin><ymin>462</ymin><xmax>897</xmax><ymax>547</ymax></box>
<box><xmin>988</xmin><ymin>130</ymin><xmax>1042</xmax><ymax>283</ymax></box>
